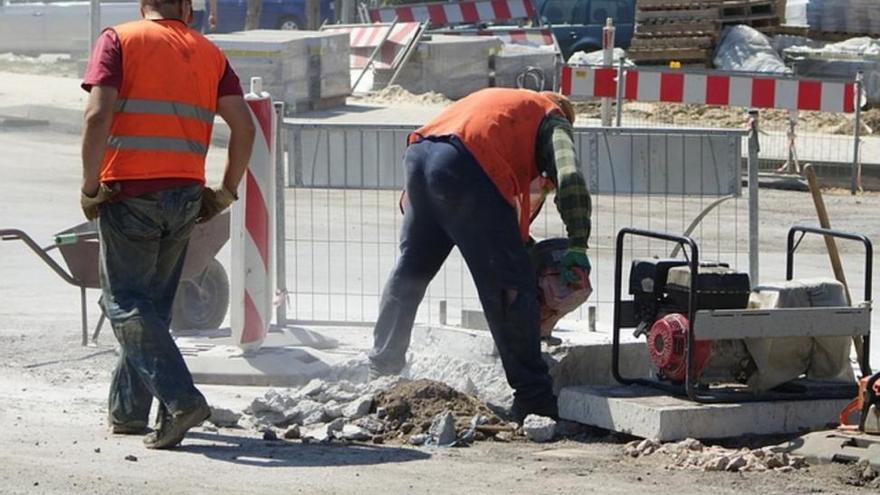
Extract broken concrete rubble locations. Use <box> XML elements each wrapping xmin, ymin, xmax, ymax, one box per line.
<box><xmin>522</xmin><ymin>415</ymin><xmax>556</xmax><ymax>443</ymax></box>
<box><xmin>624</xmin><ymin>438</ymin><xmax>808</xmax><ymax>473</ymax></box>
<box><xmin>427</xmin><ymin>411</ymin><xmax>457</xmax><ymax>447</ymax></box>
<box><xmin>208</xmin><ymin>406</ymin><xmax>241</xmax><ymax>428</ymax></box>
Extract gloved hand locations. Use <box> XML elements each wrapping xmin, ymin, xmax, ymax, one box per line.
<box><xmin>559</xmin><ymin>247</ymin><xmax>591</xmax><ymax>285</ymax></box>
<box><xmin>197</xmin><ymin>185</ymin><xmax>237</xmax><ymax>223</ymax></box>
<box><xmin>80</xmin><ymin>183</ymin><xmax>120</xmax><ymax>221</ymax></box>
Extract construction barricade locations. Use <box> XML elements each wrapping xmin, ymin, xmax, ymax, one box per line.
<box><xmin>322</xmin><ymin>21</ymin><xmax>425</xmax><ymax>91</ymax></box>
<box><xmin>230</xmin><ymin>77</ymin><xmax>277</xmax><ymax>351</ymax></box>
<box><xmin>366</xmin><ymin>0</ymin><xmax>536</xmax><ymax>27</ymax></box>
<box><xmin>560</xmin><ymin>65</ymin><xmax>866</xmax><ymax>191</ymax></box>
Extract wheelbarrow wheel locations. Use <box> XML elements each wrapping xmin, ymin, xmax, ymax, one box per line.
<box><xmin>170</xmin><ymin>258</ymin><xmax>229</xmax><ymax>332</ymax></box>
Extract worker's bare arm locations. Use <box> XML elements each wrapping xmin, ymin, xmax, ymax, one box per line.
<box><xmin>216</xmin><ymin>94</ymin><xmax>256</xmax><ymax>193</ymax></box>
<box><xmin>81</xmin><ymin>85</ymin><xmax>118</xmax><ymax>195</ymax></box>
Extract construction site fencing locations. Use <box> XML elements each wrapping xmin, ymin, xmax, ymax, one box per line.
<box><xmin>275</xmin><ymin>120</ymin><xmax>753</xmax><ymax>329</ymax></box>
<box><xmin>562</xmin><ymin>64</ymin><xmax>868</xmax><ymax>191</ymax></box>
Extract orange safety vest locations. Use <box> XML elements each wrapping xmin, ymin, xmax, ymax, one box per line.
<box><xmin>409</xmin><ymin>88</ymin><xmax>564</xmax><ymax>241</ymax></box>
<box><xmin>99</xmin><ymin>19</ymin><xmax>228</xmax><ymax>183</ymax></box>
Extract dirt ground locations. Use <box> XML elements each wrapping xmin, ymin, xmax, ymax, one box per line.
<box><xmin>0</xmin><ymin>129</ymin><xmax>877</xmax><ymax>494</ymax></box>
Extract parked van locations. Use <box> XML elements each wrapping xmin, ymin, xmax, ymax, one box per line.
<box><xmin>533</xmin><ymin>0</ymin><xmax>635</xmax><ymax>60</ymax></box>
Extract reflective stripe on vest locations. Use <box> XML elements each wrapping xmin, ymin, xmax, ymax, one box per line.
<box><xmin>115</xmin><ymin>98</ymin><xmax>215</xmax><ymax>123</ymax></box>
<box><xmin>107</xmin><ymin>135</ymin><xmax>208</xmax><ymax>155</ymax></box>
<box><xmin>99</xmin><ymin>19</ymin><xmax>227</xmax><ymax>183</ymax></box>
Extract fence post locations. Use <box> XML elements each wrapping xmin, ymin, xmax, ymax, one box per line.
<box><xmin>748</xmin><ymin>109</ymin><xmax>760</xmax><ymax>288</ymax></box>
<box><xmin>615</xmin><ymin>57</ymin><xmax>625</xmax><ymax>127</ymax></box>
<box><xmin>852</xmin><ymin>71</ymin><xmax>863</xmax><ymax>195</ymax></box>
<box><xmin>600</xmin><ymin>17</ymin><xmax>615</xmax><ymax>127</ymax></box>
<box><xmin>274</xmin><ymin>101</ymin><xmax>287</xmax><ymax>327</ymax></box>
<box><xmin>89</xmin><ymin>0</ymin><xmax>100</xmax><ymax>54</ymax></box>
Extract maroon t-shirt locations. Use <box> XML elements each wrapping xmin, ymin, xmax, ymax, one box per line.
<box><xmin>81</xmin><ymin>22</ymin><xmax>244</xmax><ymax>199</ymax></box>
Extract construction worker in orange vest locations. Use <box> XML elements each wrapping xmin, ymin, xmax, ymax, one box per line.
<box><xmin>80</xmin><ymin>0</ymin><xmax>256</xmax><ymax>449</ymax></box>
<box><xmin>369</xmin><ymin>88</ymin><xmax>592</xmax><ymax>421</ymax></box>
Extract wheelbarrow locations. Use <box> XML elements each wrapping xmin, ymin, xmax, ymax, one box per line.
<box><xmin>0</xmin><ymin>212</ymin><xmax>231</xmax><ymax>345</ymax></box>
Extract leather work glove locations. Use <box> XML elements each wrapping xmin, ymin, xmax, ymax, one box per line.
<box><xmin>197</xmin><ymin>185</ymin><xmax>237</xmax><ymax>223</ymax></box>
<box><xmin>80</xmin><ymin>183</ymin><xmax>120</xmax><ymax>221</ymax></box>
<box><xmin>559</xmin><ymin>247</ymin><xmax>591</xmax><ymax>285</ymax></box>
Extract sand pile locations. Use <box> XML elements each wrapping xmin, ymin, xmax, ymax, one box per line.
<box><xmin>354</xmin><ymin>85</ymin><xmax>451</xmax><ymax>105</ymax></box>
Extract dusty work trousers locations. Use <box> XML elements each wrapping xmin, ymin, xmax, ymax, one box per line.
<box><xmin>369</xmin><ymin>137</ymin><xmax>555</xmax><ymax>410</ymax></box>
<box><xmin>99</xmin><ymin>186</ymin><xmax>206</xmax><ymax>427</ymax></box>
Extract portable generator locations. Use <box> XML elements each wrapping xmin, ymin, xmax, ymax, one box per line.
<box><xmin>612</xmin><ymin>225</ymin><xmax>872</xmax><ymax>403</ymax></box>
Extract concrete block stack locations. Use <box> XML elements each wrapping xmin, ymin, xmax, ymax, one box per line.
<box><xmin>209</xmin><ymin>30</ymin><xmax>350</xmax><ymax>112</ymax></box>
<box><xmin>491</xmin><ymin>44</ymin><xmax>558</xmax><ymax>90</ymax></box>
<box><xmin>372</xmin><ymin>35</ymin><xmax>502</xmax><ymax>100</ymax></box>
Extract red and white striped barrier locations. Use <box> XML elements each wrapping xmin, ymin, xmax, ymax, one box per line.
<box><xmin>231</xmin><ymin>77</ymin><xmax>276</xmax><ymax>352</ymax></box>
<box><xmin>560</xmin><ymin>66</ymin><xmax>858</xmax><ymax>113</ymax></box>
<box><xmin>368</xmin><ymin>0</ymin><xmax>535</xmax><ymax>28</ymax></box>
<box><xmin>433</xmin><ymin>27</ymin><xmax>555</xmax><ymax>48</ymax></box>
<box><xmin>324</xmin><ymin>22</ymin><xmax>421</xmax><ymax>69</ymax></box>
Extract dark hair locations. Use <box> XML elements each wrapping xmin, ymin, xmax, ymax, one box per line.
<box><xmin>140</xmin><ymin>0</ymin><xmax>184</xmax><ymax>9</ymax></box>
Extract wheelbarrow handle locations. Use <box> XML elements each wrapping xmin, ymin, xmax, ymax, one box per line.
<box><xmin>0</xmin><ymin>228</ymin><xmax>80</xmax><ymax>286</ymax></box>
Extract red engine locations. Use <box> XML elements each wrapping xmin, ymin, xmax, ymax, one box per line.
<box><xmin>647</xmin><ymin>313</ymin><xmax>712</xmax><ymax>382</ymax></box>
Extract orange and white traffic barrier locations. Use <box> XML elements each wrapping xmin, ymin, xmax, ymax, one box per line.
<box><xmin>324</xmin><ymin>22</ymin><xmax>422</xmax><ymax>69</ymax></box>
<box><xmin>560</xmin><ymin>66</ymin><xmax>858</xmax><ymax>113</ymax></box>
<box><xmin>230</xmin><ymin>77</ymin><xmax>276</xmax><ymax>352</ymax></box>
<box><xmin>368</xmin><ymin>0</ymin><xmax>535</xmax><ymax>27</ymax></box>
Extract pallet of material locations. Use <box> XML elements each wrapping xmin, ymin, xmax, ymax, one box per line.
<box><xmin>635</xmin><ymin>21</ymin><xmax>716</xmax><ymax>36</ymax></box>
<box><xmin>718</xmin><ymin>0</ymin><xmax>782</xmax><ymax>30</ymax></box>
<box><xmin>636</xmin><ymin>0</ymin><xmax>723</xmax><ymax>10</ymax></box>
<box><xmin>627</xmin><ymin>48</ymin><xmax>712</xmax><ymax>64</ymax></box>
<box><xmin>630</xmin><ymin>36</ymin><xmax>714</xmax><ymax>50</ymax></box>
<box><xmin>636</xmin><ymin>8</ymin><xmax>718</xmax><ymax>23</ymax></box>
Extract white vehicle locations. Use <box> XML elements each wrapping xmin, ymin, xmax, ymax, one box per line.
<box><xmin>0</xmin><ymin>0</ymin><xmax>139</xmax><ymax>54</ymax></box>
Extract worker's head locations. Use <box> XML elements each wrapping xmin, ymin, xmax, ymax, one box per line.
<box><xmin>540</xmin><ymin>92</ymin><xmax>576</xmax><ymax>125</ymax></box>
<box><xmin>140</xmin><ymin>0</ymin><xmax>192</xmax><ymax>23</ymax></box>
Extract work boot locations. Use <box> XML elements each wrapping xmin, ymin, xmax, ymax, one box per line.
<box><xmin>510</xmin><ymin>396</ymin><xmax>559</xmax><ymax>424</ymax></box>
<box><xmin>110</xmin><ymin>421</ymin><xmax>149</xmax><ymax>435</ymax></box>
<box><xmin>143</xmin><ymin>398</ymin><xmax>210</xmax><ymax>450</ymax></box>
<box><xmin>368</xmin><ymin>361</ymin><xmax>402</xmax><ymax>382</ymax></box>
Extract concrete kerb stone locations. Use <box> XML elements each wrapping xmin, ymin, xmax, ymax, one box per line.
<box><xmin>559</xmin><ymin>385</ymin><xmax>852</xmax><ymax>442</ymax></box>
<box><xmin>780</xmin><ymin>431</ymin><xmax>880</xmax><ymax>469</ymax></box>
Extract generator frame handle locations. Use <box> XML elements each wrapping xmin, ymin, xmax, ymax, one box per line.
<box><xmin>786</xmin><ymin>225</ymin><xmax>873</xmax><ymax>375</ymax></box>
<box><xmin>612</xmin><ymin>228</ymin><xmax>704</xmax><ymax>400</ymax></box>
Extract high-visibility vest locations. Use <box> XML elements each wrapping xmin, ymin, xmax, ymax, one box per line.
<box><xmin>409</xmin><ymin>88</ymin><xmax>564</xmax><ymax>241</ymax></box>
<box><xmin>99</xmin><ymin>19</ymin><xmax>227</xmax><ymax>183</ymax></box>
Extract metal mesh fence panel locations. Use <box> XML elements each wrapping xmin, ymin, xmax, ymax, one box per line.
<box><xmin>280</xmin><ymin>122</ymin><xmax>749</xmax><ymax>328</ymax></box>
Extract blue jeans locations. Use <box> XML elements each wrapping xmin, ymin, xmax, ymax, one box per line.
<box><xmin>369</xmin><ymin>137</ymin><xmax>555</xmax><ymax>410</ymax></box>
<box><xmin>99</xmin><ymin>186</ymin><xmax>206</xmax><ymax>426</ymax></box>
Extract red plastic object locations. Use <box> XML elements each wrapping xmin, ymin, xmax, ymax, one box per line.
<box><xmin>647</xmin><ymin>313</ymin><xmax>712</xmax><ymax>382</ymax></box>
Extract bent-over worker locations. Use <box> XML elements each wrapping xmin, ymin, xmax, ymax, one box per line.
<box><xmin>369</xmin><ymin>88</ymin><xmax>592</xmax><ymax>421</ymax></box>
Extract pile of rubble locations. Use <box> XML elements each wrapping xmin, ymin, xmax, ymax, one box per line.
<box><xmin>213</xmin><ymin>378</ymin><xmax>523</xmax><ymax>446</ymax></box>
<box><xmin>624</xmin><ymin>438</ymin><xmax>808</xmax><ymax>473</ymax></box>
<box><xmin>840</xmin><ymin>460</ymin><xmax>880</xmax><ymax>489</ymax></box>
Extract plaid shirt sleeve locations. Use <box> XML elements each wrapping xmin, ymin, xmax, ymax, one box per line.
<box><xmin>536</xmin><ymin>115</ymin><xmax>592</xmax><ymax>249</ymax></box>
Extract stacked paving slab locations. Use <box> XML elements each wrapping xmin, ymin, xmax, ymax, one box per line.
<box><xmin>209</xmin><ymin>30</ymin><xmax>350</xmax><ymax>113</ymax></box>
<box><xmin>630</xmin><ymin>0</ymin><xmax>784</xmax><ymax>66</ymax></box>
<box><xmin>372</xmin><ymin>35</ymin><xmax>502</xmax><ymax>99</ymax></box>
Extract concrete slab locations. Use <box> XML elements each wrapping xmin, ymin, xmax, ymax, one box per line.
<box><xmin>178</xmin><ymin>325</ymin><xmax>364</xmax><ymax>387</ymax></box>
<box><xmin>781</xmin><ymin>431</ymin><xmax>880</xmax><ymax>468</ymax></box>
<box><xmin>558</xmin><ymin>385</ymin><xmax>851</xmax><ymax>442</ymax></box>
